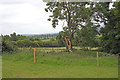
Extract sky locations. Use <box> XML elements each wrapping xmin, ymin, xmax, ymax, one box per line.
<box><xmin>0</xmin><ymin>0</ymin><xmax>115</xmax><ymax>35</ymax></box>
<box><xmin>0</xmin><ymin>0</ymin><xmax>63</xmax><ymax>35</ymax></box>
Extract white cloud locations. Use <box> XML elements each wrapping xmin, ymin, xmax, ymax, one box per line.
<box><xmin>0</xmin><ymin>0</ymin><xmax>63</xmax><ymax>35</ymax></box>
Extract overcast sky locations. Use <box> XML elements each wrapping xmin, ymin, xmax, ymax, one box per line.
<box><xmin>0</xmin><ymin>0</ymin><xmax>115</xmax><ymax>35</ymax></box>
<box><xmin>0</xmin><ymin>0</ymin><xmax>63</xmax><ymax>35</ymax></box>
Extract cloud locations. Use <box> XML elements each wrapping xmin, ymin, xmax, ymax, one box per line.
<box><xmin>0</xmin><ymin>0</ymin><xmax>63</xmax><ymax>35</ymax></box>
<box><xmin>0</xmin><ymin>0</ymin><xmax>42</xmax><ymax>4</ymax></box>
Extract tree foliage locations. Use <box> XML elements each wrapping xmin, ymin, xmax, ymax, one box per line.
<box><xmin>76</xmin><ymin>26</ymin><xmax>99</xmax><ymax>48</ymax></box>
<box><xmin>45</xmin><ymin>2</ymin><xmax>92</xmax><ymax>50</ymax></box>
<box><xmin>100</xmin><ymin>2</ymin><xmax>120</xmax><ymax>54</ymax></box>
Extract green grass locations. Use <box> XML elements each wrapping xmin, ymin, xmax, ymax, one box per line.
<box><xmin>2</xmin><ymin>49</ymin><xmax>118</xmax><ymax>78</ymax></box>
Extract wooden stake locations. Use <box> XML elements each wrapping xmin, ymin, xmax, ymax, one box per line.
<box><xmin>97</xmin><ymin>52</ymin><xmax>99</xmax><ymax>67</ymax></box>
<box><xmin>34</xmin><ymin>48</ymin><xmax>35</xmax><ymax>64</ymax></box>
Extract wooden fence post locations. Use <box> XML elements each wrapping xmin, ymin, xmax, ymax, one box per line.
<box><xmin>34</xmin><ymin>48</ymin><xmax>35</xmax><ymax>64</ymax></box>
<box><xmin>97</xmin><ymin>52</ymin><xmax>99</xmax><ymax>67</ymax></box>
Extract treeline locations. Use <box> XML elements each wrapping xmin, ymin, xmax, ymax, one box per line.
<box><xmin>1</xmin><ymin>33</ymin><xmax>64</xmax><ymax>53</ymax></box>
<box><xmin>27</xmin><ymin>33</ymin><xmax>58</xmax><ymax>40</ymax></box>
<box><xmin>2</xmin><ymin>31</ymin><xmax>101</xmax><ymax>52</ymax></box>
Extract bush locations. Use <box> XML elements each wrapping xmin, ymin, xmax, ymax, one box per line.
<box><xmin>16</xmin><ymin>39</ymin><xmax>32</xmax><ymax>47</ymax></box>
<box><xmin>2</xmin><ymin>40</ymin><xmax>18</xmax><ymax>53</ymax></box>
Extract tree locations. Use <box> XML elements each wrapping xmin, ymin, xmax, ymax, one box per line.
<box><xmin>100</xmin><ymin>2</ymin><xmax>120</xmax><ymax>54</ymax></box>
<box><xmin>76</xmin><ymin>21</ymin><xmax>99</xmax><ymax>49</ymax></box>
<box><xmin>10</xmin><ymin>32</ymin><xmax>17</xmax><ymax>41</ymax></box>
<box><xmin>45</xmin><ymin>2</ymin><xmax>92</xmax><ymax>51</ymax></box>
<box><xmin>17</xmin><ymin>35</ymin><xmax>27</xmax><ymax>40</ymax></box>
<box><xmin>2</xmin><ymin>40</ymin><xmax>17</xmax><ymax>53</ymax></box>
<box><xmin>56</xmin><ymin>31</ymin><xmax>65</xmax><ymax>47</ymax></box>
<box><xmin>50</xmin><ymin>37</ymin><xmax>55</xmax><ymax>41</ymax></box>
<box><xmin>16</xmin><ymin>40</ymin><xmax>25</xmax><ymax>48</ymax></box>
<box><xmin>33</xmin><ymin>41</ymin><xmax>40</xmax><ymax>47</ymax></box>
<box><xmin>2</xmin><ymin>35</ymin><xmax>10</xmax><ymax>41</ymax></box>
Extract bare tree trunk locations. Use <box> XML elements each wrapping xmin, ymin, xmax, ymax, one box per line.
<box><xmin>69</xmin><ymin>32</ymin><xmax>73</xmax><ymax>50</ymax></box>
<box><xmin>66</xmin><ymin>3</ymin><xmax>72</xmax><ymax>52</ymax></box>
<box><xmin>65</xmin><ymin>41</ymin><xmax>69</xmax><ymax>51</ymax></box>
<box><xmin>68</xmin><ymin>13</ymin><xmax>72</xmax><ymax>51</ymax></box>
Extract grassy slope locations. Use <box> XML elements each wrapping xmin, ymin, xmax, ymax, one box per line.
<box><xmin>2</xmin><ymin>50</ymin><xmax>118</xmax><ymax>78</ymax></box>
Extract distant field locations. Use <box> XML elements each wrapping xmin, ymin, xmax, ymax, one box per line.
<box><xmin>2</xmin><ymin>49</ymin><xmax>118</xmax><ymax>78</ymax></box>
<box><xmin>19</xmin><ymin>46</ymin><xmax>99</xmax><ymax>53</ymax></box>
<box><xmin>19</xmin><ymin>46</ymin><xmax>98</xmax><ymax>50</ymax></box>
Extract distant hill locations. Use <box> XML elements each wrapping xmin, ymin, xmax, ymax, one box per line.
<box><xmin>21</xmin><ymin>33</ymin><xmax>58</xmax><ymax>37</ymax></box>
<box><xmin>21</xmin><ymin>33</ymin><xmax>59</xmax><ymax>40</ymax></box>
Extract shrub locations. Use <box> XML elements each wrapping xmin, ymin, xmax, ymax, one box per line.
<box><xmin>2</xmin><ymin>40</ymin><xmax>18</xmax><ymax>53</ymax></box>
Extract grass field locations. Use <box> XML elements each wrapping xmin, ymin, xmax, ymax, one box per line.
<box><xmin>2</xmin><ymin>48</ymin><xmax>118</xmax><ymax>78</ymax></box>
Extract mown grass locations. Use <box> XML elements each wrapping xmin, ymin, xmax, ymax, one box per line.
<box><xmin>2</xmin><ymin>49</ymin><xmax>118</xmax><ymax>78</ymax></box>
